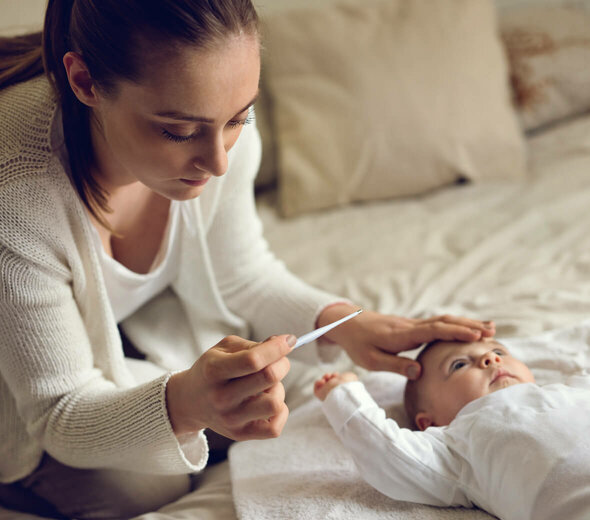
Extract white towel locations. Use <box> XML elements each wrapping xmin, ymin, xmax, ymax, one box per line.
<box><xmin>229</xmin><ymin>320</ymin><xmax>590</xmax><ymax>520</ymax></box>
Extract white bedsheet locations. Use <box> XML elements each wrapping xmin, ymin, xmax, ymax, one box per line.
<box><xmin>256</xmin><ymin>114</ymin><xmax>590</xmax><ymax>340</ymax></box>
<box><xmin>230</xmin><ymin>320</ymin><xmax>590</xmax><ymax>520</ymax></box>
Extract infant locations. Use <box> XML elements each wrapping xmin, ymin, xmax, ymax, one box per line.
<box><xmin>314</xmin><ymin>338</ymin><xmax>590</xmax><ymax>520</ymax></box>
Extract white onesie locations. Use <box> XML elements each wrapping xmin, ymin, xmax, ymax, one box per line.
<box><xmin>321</xmin><ymin>377</ymin><xmax>590</xmax><ymax>520</ymax></box>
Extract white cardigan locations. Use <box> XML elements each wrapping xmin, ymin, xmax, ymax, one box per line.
<box><xmin>0</xmin><ymin>77</ymin><xmax>338</xmax><ymax>483</ymax></box>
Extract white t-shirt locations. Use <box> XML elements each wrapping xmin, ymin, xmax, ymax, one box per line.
<box><xmin>322</xmin><ymin>377</ymin><xmax>590</xmax><ymax>520</ymax></box>
<box><xmin>90</xmin><ymin>201</ymin><xmax>181</xmax><ymax>323</ymax></box>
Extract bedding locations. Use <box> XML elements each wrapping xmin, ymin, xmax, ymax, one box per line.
<box><xmin>2</xmin><ymin>1</ymin><xmax>590</xmax><ymax>519</ymax></box>
<box><xmin>230</xmin><ymin>321</ymin><xmax>590</xmax><ymax>520</ymax></box>
<box><xmin>229</xmin><ymin>111</ymin><xmax>590</xmax><ymax>520</ymax></box>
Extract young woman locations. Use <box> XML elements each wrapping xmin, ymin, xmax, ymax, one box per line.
<box><xmin>0</xmin><ymin>0</ymin><xmax>495</xmax><ymax>517</ymax></box>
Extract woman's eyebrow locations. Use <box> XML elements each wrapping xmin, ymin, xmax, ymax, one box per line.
<box><xmin>154</xmin><ymin>93</ymin><xmax>259</xmax><ymax>123</ymax></box>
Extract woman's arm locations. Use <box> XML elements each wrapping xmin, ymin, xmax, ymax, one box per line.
<box><xmin>0</xmin><ymin>172</ymin><xmax>207</xmax><ymax>476</ymax></box>
<box><xmin>203</xmin><ymin>122</ymin><xmax>340</xmax><ymax>358</ymax></box>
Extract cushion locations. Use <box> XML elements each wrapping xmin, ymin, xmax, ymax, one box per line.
<box><xmin>499</xmin><ymin>6</ymin><xmax>590</xmax><ymax>132</ymax></box>
<box><xmin>260</xmin><ymin>0</ymin><xmax>527</xmax><ymax>217</ymax></box>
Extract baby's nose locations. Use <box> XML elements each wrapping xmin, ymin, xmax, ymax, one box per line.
<box><xmin>480</xmin><ymin>351</ymin><xmax>501</xmax><ymax>368</ymax></box>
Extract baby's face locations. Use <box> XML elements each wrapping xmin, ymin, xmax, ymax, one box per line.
<box><xmin>416</xmin><ymin>339</ymin><xmax>535</xmax><ymax>429</ymax></box>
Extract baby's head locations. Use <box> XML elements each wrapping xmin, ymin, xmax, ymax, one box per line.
<box><xmin>404</xmin><ymin>338</ymin><xmax>535</xmax><ymax>431</ymax></box>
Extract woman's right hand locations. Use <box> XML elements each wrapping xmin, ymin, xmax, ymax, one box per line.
<box><xmin>165</xmin><ymin>334</ymin><xmax>295</xmax><ymax>441</ymax></box>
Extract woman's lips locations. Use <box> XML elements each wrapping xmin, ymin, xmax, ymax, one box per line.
<box><xmin>180</xmin><ymin>177</ymin><xmax>209</xmax><ymax>187</ymax></box>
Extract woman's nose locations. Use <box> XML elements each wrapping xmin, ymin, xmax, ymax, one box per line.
<box><xmin>194</xmin><ymin>134</ymin><xmax>228</xmax><ymax>177</ymax></box>
<box><xmin>479</xmin><ymin>351</ymin><xmax>501</xmax><ymax>368</ymax></box>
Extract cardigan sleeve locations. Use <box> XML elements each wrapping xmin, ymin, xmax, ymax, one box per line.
<box><xmin>321</xmin><ymin>381</ymin><xmax>472</xmax><ymax>508</ymax></box>
<box><xmin>0</xmin><ymin>171</ymin><xmax>207</xmax><ymax>477</ymax></box>
<box><xmin>204</xmin><ymin>121</ymin><xmax>344</xmax><ymax>362</ymax></box>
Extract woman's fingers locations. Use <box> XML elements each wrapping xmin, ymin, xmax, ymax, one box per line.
<box><xmin>224</xmin><ymin>382</ymin><xmax>286</xmax><ymax>427</ymax></box>
<box><xmin>239</xmin><ymin>398</ymin><xmax>290</xmax><ymax>440</ymax></box>
<box><xmin>410</xmin><ymin>321</ymin><xmax>492</xmax><ymax>344</ymax></box>
<box><xmin>354</xmin><ymin>345</ymin><xmax>421</xmax><ymax>378</ymax></box>
<box><xmin>210</xmin><ymin>383</ymin><xmax>288</xmax><ymax>440</ymax></box>
<box><xmin>421</xmin><ymin>315</ymin><xmax>495</xmax><ymax>336</ymax></box>
<box><xmin>168</xmin><ymin>334</ymin><xmax>294</xmax><ymax>438</ymax></box>
<box><xmin>204</xmin><ymin>334</ymin><xmax>295</xmax><ymax>382</ymax></box>
<box><xmin>213</xmin><ymin>355</ymin><xmax>291</xmax><ymax>409</ymax></box>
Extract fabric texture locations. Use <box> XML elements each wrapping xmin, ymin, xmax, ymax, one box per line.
<box><xmin>0</xmin><ymin>77</ymin><xmax>340</xmax><ymax>484</ymax></box>
<box><xmin>230</xmin><ymin>321</ymin><xmax>590</xmax><ymax>520</ymax></box>
<box><xmin>91</xmin><ymin>201</ymin><xmax>181</xmax><ymax>323</ymax></box>
<box><xmin>500</xmin><ymin>5</ymin><xmax>590</xmax><ymax>132</ymax></box>
<box><xmin>322</xmin><ymin>379</ymin><xmax>590</xmax><ymax>520</ymax></box>
<box><xmin>261</xmin><ymin>0</ymin><xmax>526</xmax><ymax>216</ymax></box>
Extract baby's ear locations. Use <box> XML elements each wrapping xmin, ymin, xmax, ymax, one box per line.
<box><xmin>415</xmin><ymin>412</ymin><xmax>434</xmax><ymax>431</ymax></box>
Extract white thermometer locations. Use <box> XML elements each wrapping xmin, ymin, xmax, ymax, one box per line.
<box><xmin>292</xmin><ymin>309</ymin><xmax>363</xmax><ymax>350</ymax></box>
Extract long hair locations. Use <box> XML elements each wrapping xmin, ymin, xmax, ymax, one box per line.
<box><xmin>0</xmin><ymin>0</ymin><xmax>259</xmax><ymax>225</ymax></box>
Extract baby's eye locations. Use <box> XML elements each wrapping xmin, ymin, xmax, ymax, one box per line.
<box><xmin>493</xmin><ymin>349</ymin><xmax>505</xmax><ymax>356</ymax></box>
<box><xmin>450</xmin><ymin>360</ymin><xmax>467</xmax><ymax>372</ymax></box>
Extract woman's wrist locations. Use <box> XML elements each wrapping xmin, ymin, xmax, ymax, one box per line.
<box><xmin>317</xmin><ymin>302</ymin><xmax>361</xmax><ymax>345</ymax></box>
<box><xmin>165</xmin><ymin>370</ymin><xmax>206</xmax><ymax>436</ymax></box>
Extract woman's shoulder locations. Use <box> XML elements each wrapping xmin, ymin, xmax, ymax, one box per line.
<box><xmin>0</xmin><ymin>75</ymin><xmax>59</xmax><ymax>184</ymax></box>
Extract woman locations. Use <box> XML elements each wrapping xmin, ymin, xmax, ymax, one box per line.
<box><xmin>0</xmin><ymin>0</ymin><xmax>495</xmax><ymax>518</ymax></box>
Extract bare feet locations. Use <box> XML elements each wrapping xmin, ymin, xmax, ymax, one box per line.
<box><xmin>313</xmin><ymin>372</ymin><xmax>359</xmax><ymax>401</ymax></box>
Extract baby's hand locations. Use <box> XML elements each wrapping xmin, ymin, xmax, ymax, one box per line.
<box><xmin>313</xmin><ymin>372</ymin><xmax>359</xmax><ymax>401</ymax></box>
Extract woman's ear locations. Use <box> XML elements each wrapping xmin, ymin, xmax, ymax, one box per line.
<box><xmin>63</xmin><ymin>51</ymin><xmax>100</xmax><ymax>107</ymax></box>
<box><xmin>415</xmin><ymin>412</ymin><xmax>434</xmax><ymax>431</ymax></box>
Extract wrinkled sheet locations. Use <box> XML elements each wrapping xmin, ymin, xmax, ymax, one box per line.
<box><xmin>230</xmin><ymin>113</ymin><xmax>590</xmax><ymax>519</ymax></box>
<box><xmin>257</xmin><ymin>114</ymin><xmax>590</xmax><ymax>340</ymax></box>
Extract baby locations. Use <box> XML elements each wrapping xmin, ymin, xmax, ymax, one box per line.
<box><xmin>314</xmin><ymin>338</ymin><xmax>590</xmax><ymax>520</ymax></box>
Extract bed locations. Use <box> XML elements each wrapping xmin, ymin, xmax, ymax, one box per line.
<box><xmin>2</xmin><ymin>0</ymin><xmax>590</xmax><ymax>518</ymax></box>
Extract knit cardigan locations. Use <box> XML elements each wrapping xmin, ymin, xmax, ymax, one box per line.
<box><xmin>0</xmin><ymin>77</ymin><xmax>338</xmax><ymax>483</ymax></box>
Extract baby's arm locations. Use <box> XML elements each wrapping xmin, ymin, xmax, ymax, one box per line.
<box><xmin>314</xmin><ymin>372</ymin><xmax>359</xmax><ymax>401</ymax></box>
<box><xmin>317</xmin><ymin>377</ymin><xmax>471</xmax><ymax>508</ymax></box>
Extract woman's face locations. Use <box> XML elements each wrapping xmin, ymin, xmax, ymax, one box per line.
<box><xmin>89</xmin><ymin>33</ymin><xmax>260</xmax><ymax>200</ymax></box>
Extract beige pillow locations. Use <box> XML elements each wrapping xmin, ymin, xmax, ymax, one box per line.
<box><xmin>261</xmin><ymin>0</ymin><xmax>527</xmax><ymax>217</ymax></box>
<box><xmin>499</xmin><ymin>6</ymin><xmax>590</xmax><ymax>132</ymax></box>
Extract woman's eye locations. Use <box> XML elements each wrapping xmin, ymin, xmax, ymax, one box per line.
<box><xmin>161</xmin><ymin>128</ymin><xmax>196</xmax><ymax>143</ymax></box>
<box><xmin>227</xmin><ymin>111</ymin><xmax>255</xmax><ymax>129</ymax></box>
<box><xmin>450</xmin><ymin>360</ymin><xmax>467</xmax><ymax>372</ymax></box>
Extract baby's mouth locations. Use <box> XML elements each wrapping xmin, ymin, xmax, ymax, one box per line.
<box><xmin>490</xmin><ymin>369</ymin><xmax>513</xmax><ymax>385</ymax></box>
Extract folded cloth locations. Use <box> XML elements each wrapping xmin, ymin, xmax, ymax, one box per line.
<box><xmin>229</xmin><ymin>320</ymin><xmax>590</xmax><ymax>520</ymax></box>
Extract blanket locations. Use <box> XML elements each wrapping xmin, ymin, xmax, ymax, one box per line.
<box><xmin>229</xmin><ymin>320</ymin><xmax>590</xmax><ymax>520</ymax></box>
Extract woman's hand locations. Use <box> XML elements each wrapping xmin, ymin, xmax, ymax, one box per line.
<box><xmin>318</xmin><ymin>304</ymin><xmax>495</xmax><ymax>379</ymax></box>
<box><xmin>166</xmin><ymin>334</ymin><xmax>295</xmax><ymax>440</ymax></box>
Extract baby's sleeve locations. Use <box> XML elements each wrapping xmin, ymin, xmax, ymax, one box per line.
<box><xmin>321</xmin><ymin>381</ymin><xmax>471</xmax><ymax>508</ymax></box>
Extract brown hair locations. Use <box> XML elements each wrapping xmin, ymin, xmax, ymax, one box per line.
<box><xmin>403</xmin><ymin>341</ymin><xmax>440</xmax><ymax>429</ymax></box>
<box><xmin>0</xmin><ymin>0</ymin><xmax>259</xmax><ymax>225</ymax></box>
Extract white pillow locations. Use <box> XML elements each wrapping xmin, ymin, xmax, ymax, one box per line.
<box><xmin>260</xmin><ymin>0</ymin><xmax>527</xmax><ymax>216</ymax></box>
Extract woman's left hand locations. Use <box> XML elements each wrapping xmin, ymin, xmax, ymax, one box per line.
<box><xmin>317</xmin><ymin>304</ymin><xmax>496</xmax><ymax>379</ymax></box>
